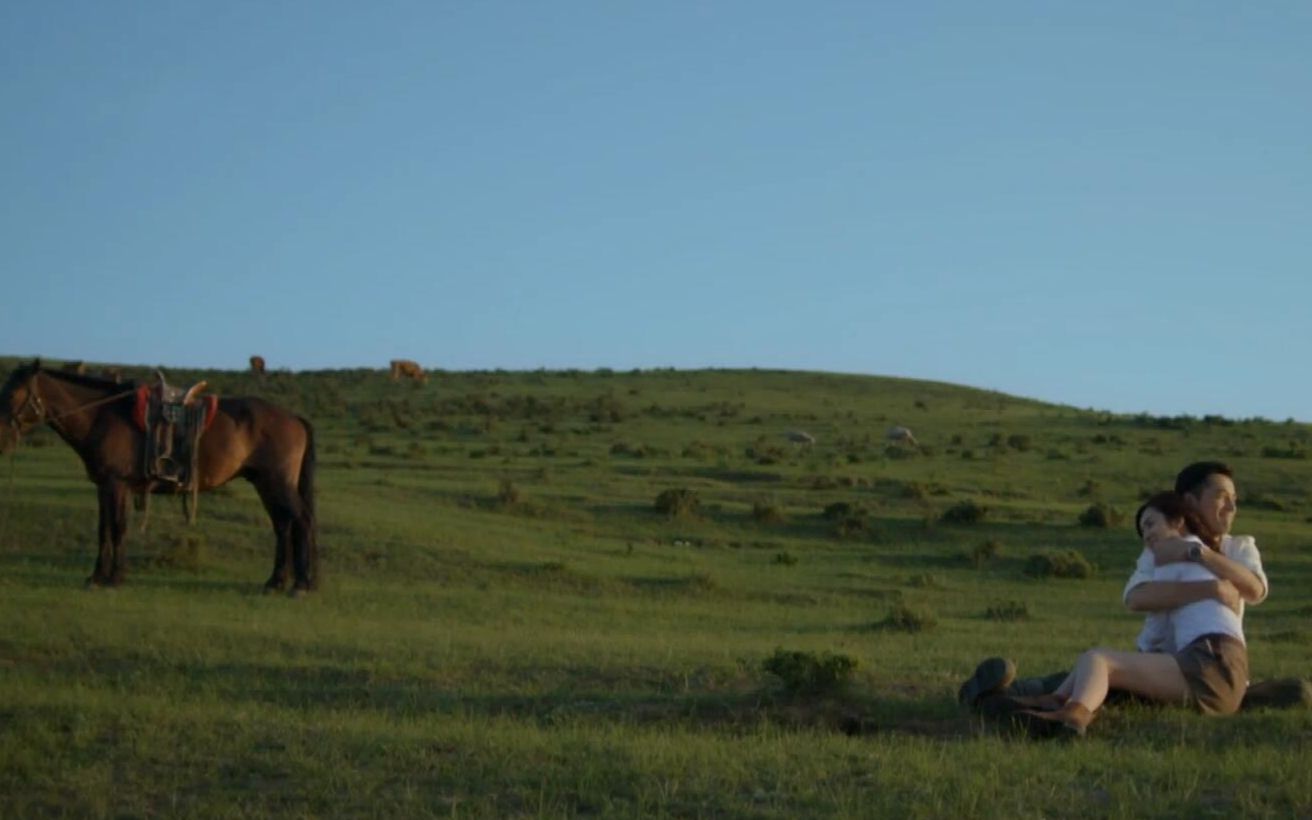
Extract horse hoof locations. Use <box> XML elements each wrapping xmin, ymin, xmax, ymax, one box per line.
<box><xmin>288</xmin><ymin>587</ymin><xmax>310</xmax><ymax>599</ymax></box>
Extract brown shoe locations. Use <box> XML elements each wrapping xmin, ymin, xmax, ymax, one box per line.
<box><xmin>1010</xmin><ymin>693</ymin><xmax>1066</xmax><ymax>712</ymax></box>
<box><xmin>1013</xmin><ymin>703</ymin><xmax>1093</xmax><ymax>739</ymax></box>
<box><xmin>1241</xmin><ymin>678</ymin><xmax>1312</xmax><ymax>711</ymax></box>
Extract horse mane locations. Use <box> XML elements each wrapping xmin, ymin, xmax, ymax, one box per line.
<box><xmin>1</xmin><ymin>360</ymin><xmax>138</xmax><ymax>405</ymax></box>
<box><xmin>0</xmin><ymin>361</ymin><xmax>41</xmax><ymax>405</ymax></box>
<box><xmin>42</xmin><ymin>367</ymin><xmax>140</xmax><ymax>391</ymax></box>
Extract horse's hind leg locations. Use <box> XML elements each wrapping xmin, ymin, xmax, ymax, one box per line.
<box><xmin>290</xmin><ymin>511</ymin><xmax>315</xmax><ymax>594</ymax></box>
<box><xmin>254</xmin><ymin>481</ymin><xmax>296</xmax><ymax>593</ymax></box>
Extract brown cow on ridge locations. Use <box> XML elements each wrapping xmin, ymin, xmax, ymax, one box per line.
<box><xmin>249</xmin><ymin>355</ymin><xmax>266</xmax><ymax>375</ymax></box>
<box><xmin>389</xmin><ymin>359</ymin><xmax>427</xmax><ymax>383</ymax></box>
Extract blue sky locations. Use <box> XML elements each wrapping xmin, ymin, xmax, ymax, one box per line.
<box><xmin>2</xmin><ymin>2</ymin><xmax>1308</xmax><ymax>420</ymax></box>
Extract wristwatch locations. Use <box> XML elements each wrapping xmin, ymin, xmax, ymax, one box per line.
<box><xmin>1187</xmin><ymin>544</ymin><xmax>1204</xmax><ymax>562</ymax></box>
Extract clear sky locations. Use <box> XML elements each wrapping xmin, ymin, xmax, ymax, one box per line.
<box><xmin>2</xmin><ymin>2</ymin><xmax>1308</xmax><ymax>420</ymax></box>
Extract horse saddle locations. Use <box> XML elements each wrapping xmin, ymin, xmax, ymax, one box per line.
<box><xmin>133</xmin><ymin>372</ymin><xmax>218</xmax><ymax>487</ymax></box>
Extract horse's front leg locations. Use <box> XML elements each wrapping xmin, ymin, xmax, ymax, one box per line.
<box><xmin>90</xmin><ymin>481</ymin><xmax>129</xmax><ymax>587</ymax></box>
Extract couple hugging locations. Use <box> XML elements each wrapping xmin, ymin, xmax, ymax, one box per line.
<box><xmin>960</xmin><ymin>461</ymin><xmax>1296</xmax><ymax>738</ymax></box>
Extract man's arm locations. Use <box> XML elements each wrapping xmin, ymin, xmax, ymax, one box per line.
<box><xmin>1195</xmin><ymin>548</ymin><xmax>1265</xmax><ymax>603</ymax></box>
<box><xmin>1125</xmin><ymin>578</ymin><xmax>1242</xmax><ymax>613</ymax></box>
<box><xmin>1151</xmin><ymin>537</ymin><xmax>1266</xmax><ymax>604</ymax></box>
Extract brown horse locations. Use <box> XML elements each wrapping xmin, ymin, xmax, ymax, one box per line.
<box><xmin>0</xmin><ymin>360</ymin><xmax>319</xmax><ymax>593</ymax></box>
<box><xmin>389</xmin><ymin>358</ymin><xmax>427</xmax><ymax>383</ymax></box>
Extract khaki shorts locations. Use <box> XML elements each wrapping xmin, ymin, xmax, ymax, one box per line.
<box><xmin>1174</xmin><ymin>633</ymin><xmax>1249</xmax><ymax>715</ymax></box>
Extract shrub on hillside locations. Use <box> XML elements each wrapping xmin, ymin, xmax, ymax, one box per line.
<box><xmin>881</xmin><ymin>603</ymin><xmax>938</xmax><ymax>632</ymax></box>
<box><xmin>763</xmin><ymin>649</ymin><xmax>858</xmax><ymax>697</ymax></box>
<box><xmin>1261</xmin><ymin>445</ymin><xmax>1307</xmax><ymax>460</ymax></box>
<box><xmin>681</xmin><ymin>440</ymin><xmax>725</xmax><ymax>460</ymax></box>
<box><xmin>969</xmin><ymin>539</ymin><xmax>1003</xmax><ymax>567</ymax></box>
<box><xmin>751</xmin><ymin>499</ymin><xmax>787</xmax><ymax>525</ymax></box>
<box><xmin>746</xmin><ymin>438</ymin><xmax>787</xmax><ymax>465</ymax></box>
<box><xmin>610</xmin><ymin>441</ymin><xmax>652</xmax><ymax>458</ymax></box>
<box><xmin>1243</xmin><ymin>492</ymin><xmax>1286</xmax><ymax>511</ymax></box>
<box><xmin>941</xmin><ymin>500</ymin><xmax>988</xmax><ymax>525</ymax></box>
<box><xmin>985</xmin><ymin>600</ymin><xmax>1030</xmax><ymax>621</ymax></box>
<box><xmin>1025</xmin><ymin>549</ymin><xmax>1096</xmax><ymax>579</ymax></box>
<box><xmin>1078</xmin><ymin>503</ymin><xmax>1121</xmax><ymax>528</ymax></box>
<box><xmin>822</xmin><ymin>501</ymin><xmax>867</xmax><ymax>520</ymax></box>
<box><xmin>654</xmin><ymin>488</ymin><xmax>701</xmax><ymax>519</ymax></box>
<box><xmin>495</xmin><ymin>478</ymin><xmax>521</xmax><ymax>508</ymax></box>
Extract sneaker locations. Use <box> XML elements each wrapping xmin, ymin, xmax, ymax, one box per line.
<box><xmin>958</xmin><ymin>657</ymin><xmax>1018</xmax><ymax>708</ymax></box>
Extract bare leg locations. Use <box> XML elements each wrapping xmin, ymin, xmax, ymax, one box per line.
<box><xmin>1067</xmin><ymin>648</ymin><xmax>1190</xmax><ymax>712</ymax></box>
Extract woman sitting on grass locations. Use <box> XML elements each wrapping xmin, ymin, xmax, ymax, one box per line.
<box><xmin>1017</xmin><ymin>491</ymin><xmax>1248</xmax><ymax>736</ymax></box>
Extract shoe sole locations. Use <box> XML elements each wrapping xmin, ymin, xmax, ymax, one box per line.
<box><xmin>958</xmin><ymin>657</ymin><xmax>1018</xmax><ymax>707</ymax></box>
<box><xmin>1010</xmin><ymin>709</ymin><xmax>1086</xmax><ymax>740</ymax></box>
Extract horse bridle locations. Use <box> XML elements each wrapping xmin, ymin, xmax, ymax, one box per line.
<box><xmin>6</xmin><ymin>375</ymin><xmax>133</xmax><ymax>440</ymax></box>
<box><xmin>8</xmin><ymin>383</ymin><xmax>47</xmax><ymax>435</ymax></box>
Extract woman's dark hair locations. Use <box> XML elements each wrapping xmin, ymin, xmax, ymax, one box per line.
<box><xmin>1135</xmin><ymin>490</ymin><xmax>1220</xmax><ymax>550</ymax></box>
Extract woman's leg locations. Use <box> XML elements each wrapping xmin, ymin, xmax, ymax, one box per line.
<box><xmin>1066</xmin><ymin>648</ymin><xmax>1190</xmax><ymax>712</ymax></box>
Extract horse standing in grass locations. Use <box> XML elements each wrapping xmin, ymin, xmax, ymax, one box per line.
<box><xmin>0</xmin><ymin>361</ymin><xmax>319</xmax><ymax>593</ymax></box>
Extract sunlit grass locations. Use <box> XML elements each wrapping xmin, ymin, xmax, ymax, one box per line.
<box><xmin>2</xmin><ymin>361</ymin><xmax>1310</xmax><ymax>816</ymax></box>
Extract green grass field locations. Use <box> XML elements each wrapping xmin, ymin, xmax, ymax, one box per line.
<box><xmin>2</xmin><ymin>360</ymin><xmax>1310</xmax><ymax>817</ymax></box>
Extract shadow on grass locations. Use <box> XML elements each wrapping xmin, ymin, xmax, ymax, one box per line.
<box><xmin>16</xmin><ymin>648</ymin><xmax>972</xmax><ymax>739</ymax></box>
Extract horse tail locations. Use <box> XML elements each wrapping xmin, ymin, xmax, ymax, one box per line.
<box><xmin>297</xmin><ymin>416</ymin><xmax>319</xmax><ymax>586</ymax></box>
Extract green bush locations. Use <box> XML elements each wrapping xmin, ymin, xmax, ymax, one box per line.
<box><xmin>969</xmin><ymin>539</ymin><xmax>1003</xmax><ymax>567</ymax></box>
<box><xmin>762</xmin><ymin>649</ymin><xmax>858</xmax><ymax>697</ymax></box>
<box><xmin>751</xmin><ymin>499</ymin><xmax>786</xmax><ymax>525</ymax></box>
<box><xmin>1078</xmin><ymin>503</ymin><xmax>1121</xmax><ymax>528</ymax></box>
<box><xmin>822</xmin><ymin>501</ymin><xmax>866</xmax><ymax>520</ymax></box>
<box><xmin>985</xmin><ymin>600</ymin><xmax>1030</xmax><ymax>621</ymax></box>
<box><xmin>833</xmin><ymin>515</ymin><xmax>868</xmax><ymax>539</ymax></box>
<box><xmin>654</xmin><ymin>488</ymin><xmax>701</xmax><ymax>519</ymax></box>
<box><xmin>495</xmin><ymin>478</ymin><xmax>521</xmax><ymax>507</ymax></box>
<box><xmin>882</xmin><ymin>603</ymin><xmax>938</xmax><ymax>632</ymax></box>
<box><xmin>941</xmin><ymin>500</ymin><xmax>988</xmax><ymax>525</ymax></box>
<box><xmin>1261</xmin><ymin>446</ymin><xmax>1307</xmax><ymax>460</ymax></box>
<box><xmin>1025</xmin><ymin>549</ymin><xmax>1096</xmax><ymax>579</ymax></box>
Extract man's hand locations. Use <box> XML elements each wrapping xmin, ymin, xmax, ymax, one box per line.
<box><xmin>1213</xmin><ymin>579</ymin><xmax>1242</xmax><ymax>614</ymax></box>
<box><xmin>1150</xmin><ymin>537</ymin><xmax>1193</xmax><ymax>566</ymax></box>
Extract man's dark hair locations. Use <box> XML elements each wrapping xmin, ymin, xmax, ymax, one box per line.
<box><xmin>1174</xmin><ymin>461</ymin><xmax>1234</xmax><ymax>498</ymax></box>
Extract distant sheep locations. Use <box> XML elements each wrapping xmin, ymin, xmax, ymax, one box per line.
<box><xmin>784</xmin><ymin>430</ymin><xmax>816</xmax><ymax>446</ymax></box>
<box><xmin>886</xmin><ymin>425</ymin><xmax>918</xmax><ymax>446</ymax></box>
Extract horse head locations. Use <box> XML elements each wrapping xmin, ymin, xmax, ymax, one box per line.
<box><xmin>0</xmin><ymin>360</ymin><xmax>45</xmax><ymax>454</ymax></box>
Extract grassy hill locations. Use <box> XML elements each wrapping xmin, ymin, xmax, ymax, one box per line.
<box><xmin>2</xmin><ymin>358</ymin><xmax>1310</xmax><ymax>817</ymax></box>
